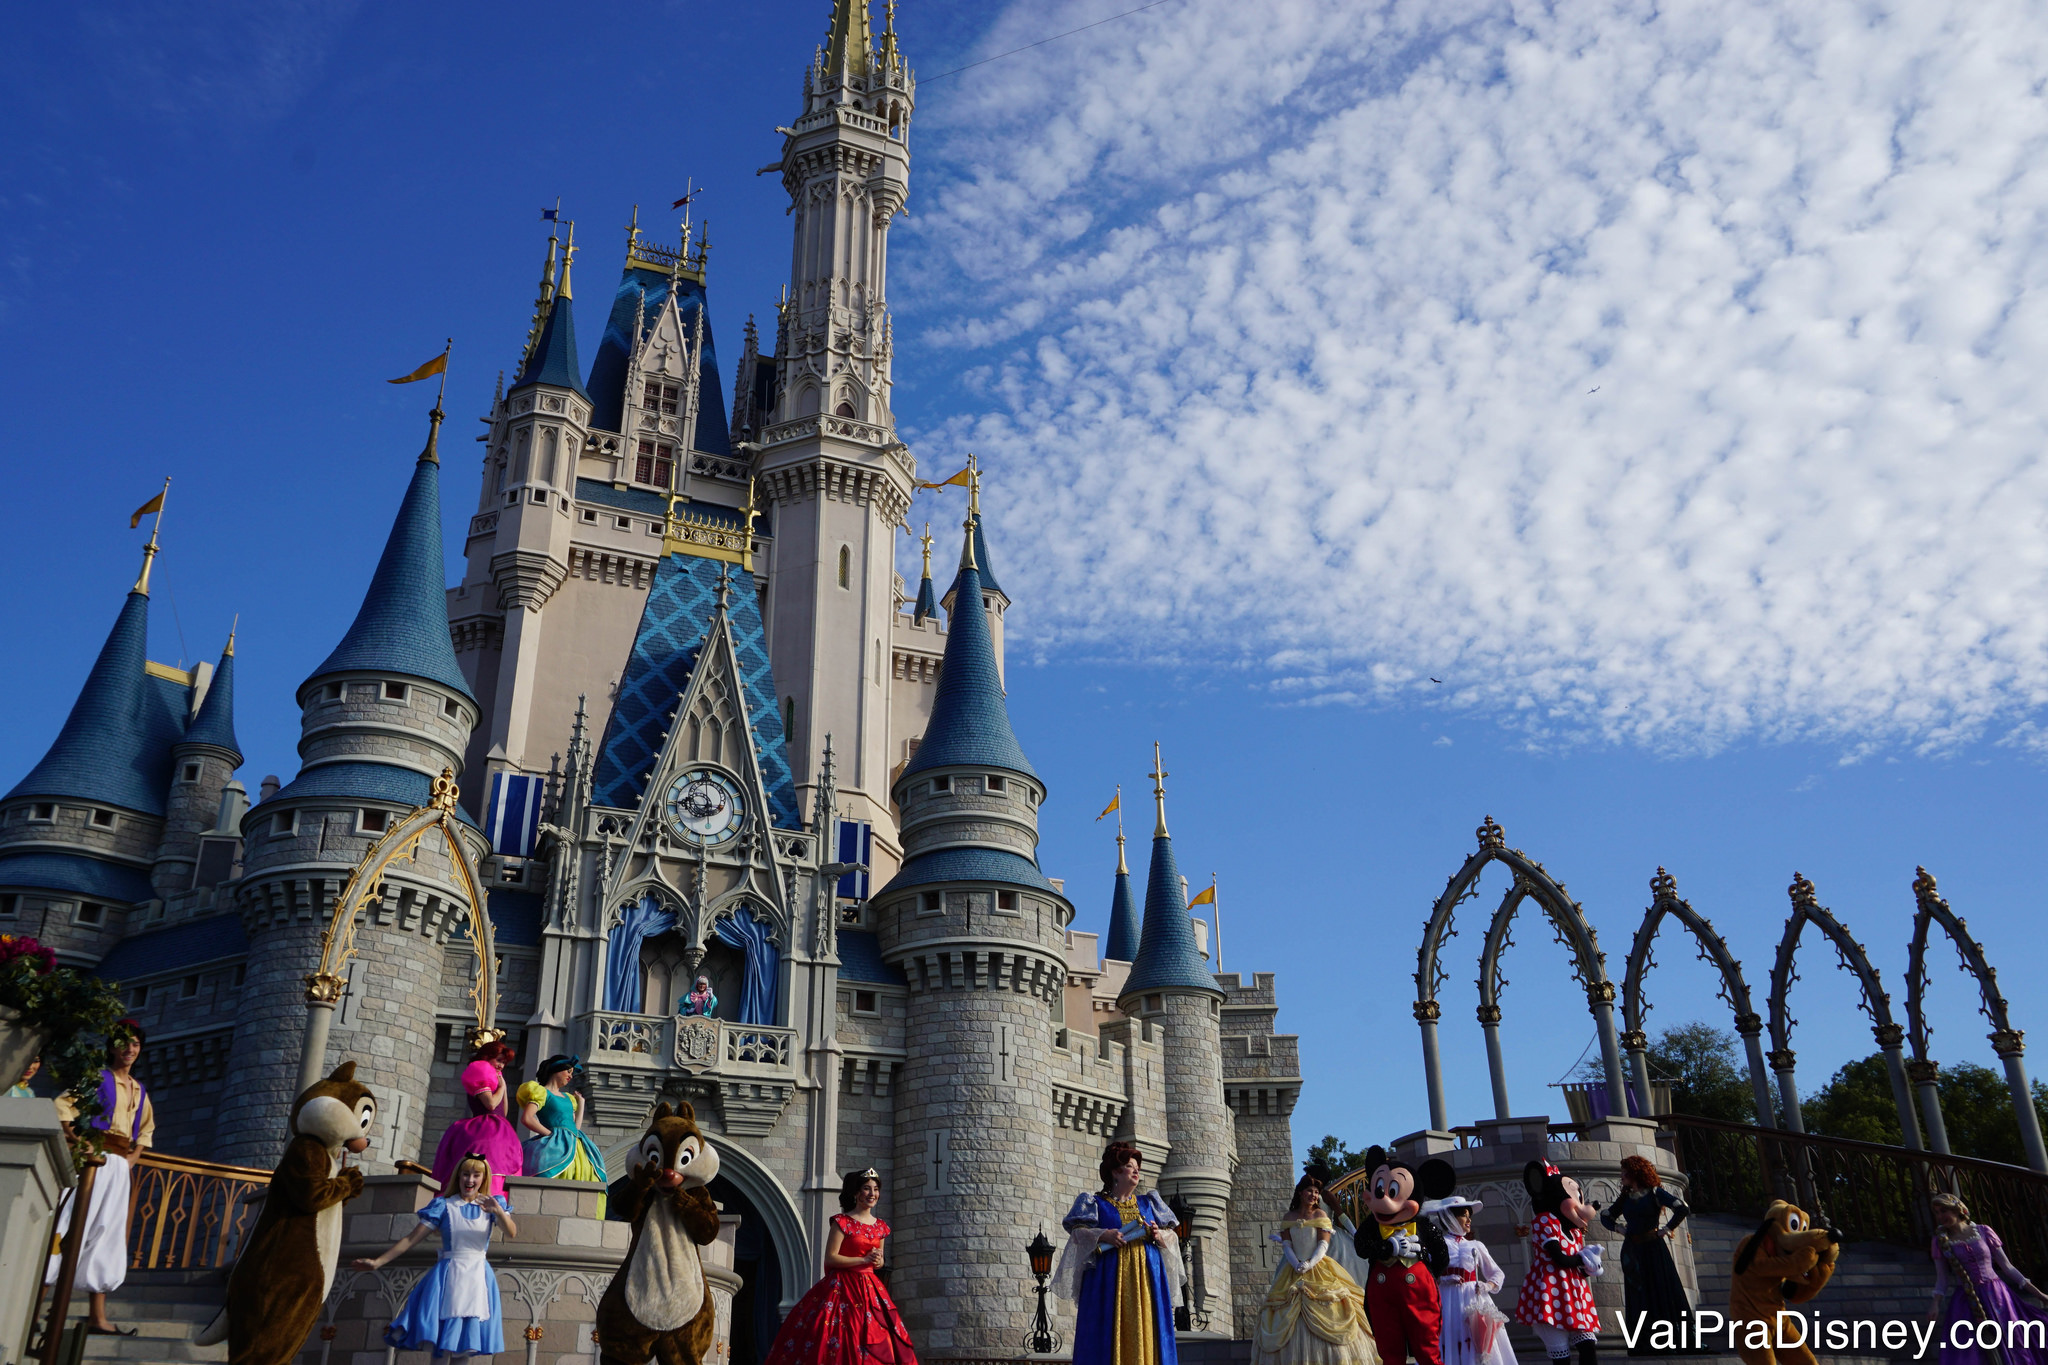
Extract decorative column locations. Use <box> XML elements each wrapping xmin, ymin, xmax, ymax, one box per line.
<box><xmin>1416</xmin><ymin>999</ymin><xmax>1448</xmax><ymax>1133</ymax></box>
<box><xmin>1588</xmin><ymin>980</ymin><xmax>1629</xmax><ymax>1117</ymax></box>
<box><xmin>1769</xmin><ymin>1048</ymin><xmax>1803</xmax><ymax>1133</ymax></box>
<box><xmin>1734</xmin><ymin>1013</ymin><xmax>1777</xmax><ymax>1128</ymax></box>
<box><xmin>1907</xmin><ymin>1059</ymin><xmax>1950</xmax><ymax>1155</ymax></box>
<box><xmin>1479</xmin><ymin>1005</ymin><xmax>1511</xmax><ymax>1120</ymax></box>
<box><xmin>1621</xmin><ymin>1029</ymin><xmax>1654</xmax><ymax>1120</ymax></box>
<box><xmin>1874</xmin><ymin>1023</ymin><xmax>1922</xmax><ymax>1151</ymax></box>
<box><xmin>1992</xmin><ymin>1030</ymin><xmax>2048</xmax><ymax>1174</ymax></box>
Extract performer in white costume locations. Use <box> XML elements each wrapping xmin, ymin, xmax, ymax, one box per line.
<box><xmin>1429</xmin><ymin>1197</ymin><xmax>1510</xmax><ymax>1365</ymax></box>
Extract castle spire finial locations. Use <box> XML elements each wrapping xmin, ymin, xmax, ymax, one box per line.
<box><xmin>133</xmin><ymin>475</ymin><xmax>171</xmax><ymax>594</ymax></box>
<box><xmin>1115</xmin><ymin>784</ymin><xmax>1129</xmax><ymax>874</ymax></box>
<box><xmin>558</xmin><ymin>220</ymin><xmax>576</xmax><ymax>300</ymax></box>
<box><xmin>226</xmin><ymin>613</ymin><xmax>238</xmax><ymax>657</ymax></box>
<box><xmin>1149</xmin><ymin>741</ymin><xmax>1169</xmax><ymax>838</ymax></box>
<box><xmin>912</xmin><ymin>521</ymin><xmax>939</xmax><ymax>625</ymax></box>
<box><xmin>824</xmin><ymin>0</ymin><xmax>873</xmax><ymax>81</ymax></box>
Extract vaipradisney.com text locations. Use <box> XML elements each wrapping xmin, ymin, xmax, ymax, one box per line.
<box><xmin>1616</xmin><ymin>1309</ymin><xmax>2042</xmax><ymax>1359</ymax></box>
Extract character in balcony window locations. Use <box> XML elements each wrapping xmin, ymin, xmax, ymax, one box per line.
<box><xmin>1255</xmin><ymin>1172</ymin><xmax>1376</xmax><ymax>1365</ymax></box>
<box><xmin>45</xmin><ymin>1021</ymin><xmax>152</xmax><ymax>1337</ymax></box>
<box><xmin>763</xmin><ymin>1168</ymin><xmax>919</xmax><ymax>1365</ymax></box>
<box><xmin>354</xmin><ymin>1152</ymin><xmax>516</xmax><ymax>1360</ymax></box>
<box><xmin>678</xmin><ymin>974</ymin><xmax>718</xmax><ymax>1018</ymax></box>
<box><xmin>517</xmin><ymin>1054</ymin><xmax>609</xmax><ymax>1216</ymax></box>
<box><xmin>1056</xmin><ymin>1140</ymin><xmax>1185</xmax><ymax>1365</ymax></box>
<box><xmin>430</xmin><ymin>1039</ymin><xmax>523</xmax><ymax>1199</ymax></box>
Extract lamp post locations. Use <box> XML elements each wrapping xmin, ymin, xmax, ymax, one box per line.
<box><xmin>1025</xmin><ymin>1230</ymin><xmax>1061</xmax><ymax>1355</ymax></box>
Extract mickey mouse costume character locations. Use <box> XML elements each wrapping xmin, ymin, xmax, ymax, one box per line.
<box><xmin>1513</xmin><ymin>1161</ymin><xmax>1604</xmax><ymax>1365</ymax></box>
<box><xmin>1351</xmin><ymin>1147</ymin><xmax>1455</xmax><ymax>1365</ymax></box>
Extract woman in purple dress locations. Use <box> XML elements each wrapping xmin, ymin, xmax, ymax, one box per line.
<box><xmin>1929</xmin><ymin>1193</ymin><xmax>2048</xmax><ymax>1365</ymax></box>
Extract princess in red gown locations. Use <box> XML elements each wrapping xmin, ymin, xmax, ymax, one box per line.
<box><xmin>764</xmin><ymin>1168</ymin><xmax>918</xmax><ymax>1365</ymax></box>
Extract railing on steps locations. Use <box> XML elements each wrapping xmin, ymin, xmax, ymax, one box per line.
<box><xmin>126</xmin><ymin>1151</ymin><xmax>272</xmax><ymax>1270</ymax></box>
<box><xmin>1659</xmin><ymin>1113</ymin><xmax>2048</xmax><ymax>1280</ymax></box>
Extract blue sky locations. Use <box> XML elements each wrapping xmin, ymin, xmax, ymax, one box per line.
<box><xmin>6</xmin><ymin>0</ymin><xmax>2048</xmax><ymax>1158</ymax></box>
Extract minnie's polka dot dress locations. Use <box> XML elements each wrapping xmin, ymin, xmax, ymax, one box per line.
<box><xmin>1513</xmin><ymin>1214</ymin><xmax>1599</xmax><ymax>1333</ymax></box>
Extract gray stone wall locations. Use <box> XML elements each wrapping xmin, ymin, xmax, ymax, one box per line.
<box><xmin>152</xmin><ymin>746</ymin><xmax>236</xmax><ymax>897</ymax></box>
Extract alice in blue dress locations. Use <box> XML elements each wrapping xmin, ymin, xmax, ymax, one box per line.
<box><xmin>1056</xmin><ymin>1190</ymin><xmax>1183</xmax><ymax>1365</ymax></box>
<box><xmin>384</xmin><ymin>1195</ymin><xmax>509</xmax><ymax>1358</ymax></box>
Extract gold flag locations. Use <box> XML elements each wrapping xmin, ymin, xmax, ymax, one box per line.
<box><xmin>1188</xmin><ymin>884</ymin><xmax>1216</xmax><ymax>907</ymax></box>
<box><xmin>388</xmin><ymin>352</ymin><xmax>449</xmax><ymax>385</ymax></box>
<box><xmin>915</xmin><ymin>465</ymin><xmax>971</xmax><ymax>491</ymax></box>
<box><xmin>128</xmin><ymin>492</ymin><xmax>164</xmax><ymax>529</ymax></box>
<box><xmin>1095</xmin><ymin>791</ymin><xmax>1120</xmax><ymax>821</ymax></box>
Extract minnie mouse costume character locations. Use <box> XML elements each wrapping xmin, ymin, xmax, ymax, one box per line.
<box><xmin>1351</xmin><ymin>1147</ymin><xmax>1455</xmax><ymax>1365</ymax></box>
<box><xmin>1513</xmin><ymin>1161</ymin><xmax>1603</xmax><ymax>1365</ymax></box>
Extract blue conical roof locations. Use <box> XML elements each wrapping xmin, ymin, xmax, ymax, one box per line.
<box><xmin>900</xmin><ymin>530</ymin><xmax>1036</xmax><ymax>783</ymax></box>
<box><xmin>971</xmin><ymin>515</ymin><xmax>1004</xmax><ymax>598</ymax></box>
<box><xmin>7</xmin><ymin>590</ymin><xmax>181</xmax><ymax>815</ymax></box>
<box><xmin>182</xmin><ymin>642</ymin><xmax>240</xmax><ymax>761</ymax></box>
<box><xmin>912</xmin><ymin>567</ymin><xmax>938</xmax><ymax>625</ymax></box>
<box><xmin>1122</xmin><ymin>826</ymin><xmax>1221</xmax><ymax>997</ymax></box>
<box><xmin>303</xmin><ymin>417</ymin><xmax>473</xmax><ymax>700</ymax></box>
<box><xmin>514</xmin><ymin>290</ymin><xmax>587</xmax><ymax>397</ymax></box>
<box><xmin>1104</xmin><ymin>855</ymin><xmax>1142</xmax><ymax>962</ymax></box>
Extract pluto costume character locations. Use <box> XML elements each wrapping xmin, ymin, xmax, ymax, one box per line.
<box><xmin>596</xmin><ymin>1101</ymin><xmax>723</xmax><ymax>1365</ymax></box>
<box><xmin>1728</xmin><ymin>1200</ymin><xmax>1839</xmax><ymax>1365</ymax></box>
<box><xmin>194</xmin><ymin>1062</ymin><xmax>377</xmax><ymax>1365</ymax></box>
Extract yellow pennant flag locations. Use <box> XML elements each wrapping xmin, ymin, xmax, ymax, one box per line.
<box><xmin>1188</xmin><ymin>883</ymin><xmax>1217</xmax><ymax>907</ymax></box>
<box><xmin>128</xmin><ymin>492</ymin><xmax>164</xmax><ymax>529</ymax></box>
<box><xmin>1095</xmin><ymin>791</ymin><xmax>1120</xmax><ymax>821</ymax></box>
<box><xmin>914</xmin><ymin>465</ymin><xmax>971</xmax><ymax>491</ymax></box>
<box><xmin>388</xmin><ymin>351</ymin><xmax>449</xmax><ymax>385</ymax></box>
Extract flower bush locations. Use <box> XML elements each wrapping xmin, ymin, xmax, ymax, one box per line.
<box><xmin>0</xmin><ymin>932</ymin><xmax>129</xmax><ymax>1156</ymax></box>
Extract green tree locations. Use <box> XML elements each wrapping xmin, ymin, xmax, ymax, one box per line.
<box><xmin>1303</xmin><ymin>1136</ymin><xmax>1375</xmax><ymax>1177</ymax></box>
<box><xmin>1577</xmin><ymin>1020</ymin><xmax>1756</xmax><ymax>1123</ymax></box>
<box><xmin>1801</xmin><ymin>1053</ymin><xmax>1903</xmax><ymax>1144</ymax></box>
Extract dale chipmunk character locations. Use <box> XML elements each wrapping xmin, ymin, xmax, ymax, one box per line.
<box><xmin>1512</xmin><ymin>1161</ymin><xmax>1604</xmax><ymax>1365</ymax></box>
<box><xmin>194</xmin><ymin>1062</ymin><xmax>377</xmax><ymax>1365</ymax></box>
<box><xmin>1728</xmin><ymin>1200</ymin><xmax>1840</xmax><ymax>1365</ymax></box>
<box><xmin>596</xmin><ymin>1101</ymin><xmax>723</xmax><ymax>1365</ymax></box>
<box><xmin>1352</xmin><ymin>1146</ymin><xmax>1456</xmax><ymax>1365</ymax></box>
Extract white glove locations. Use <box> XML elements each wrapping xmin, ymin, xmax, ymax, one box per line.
<box><xmin>1301</xmin><ymin>1239</ymin><xmax>1329</xmax><ymax>1272</ymax></box>
<box><xmin>1579</xmin><ymin>1243</ymin><xmax>1604</xmax><ymax>1279</ymax></box>
<box><xmin>1283</xmin><ymin>1243</ymin><xmax>1304</xmax><ymax>1272</ymax></box>
<box><xmin>1389</xmin><ymin>1232</ymin><xmax>1421</xmax><ymax>1260</ymax></box>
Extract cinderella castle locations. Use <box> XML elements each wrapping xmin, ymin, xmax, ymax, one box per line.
<box><xmin>0</xmin><ymin>2</ymin><xmax>1304</xmax><ymax>1355</ymax></box>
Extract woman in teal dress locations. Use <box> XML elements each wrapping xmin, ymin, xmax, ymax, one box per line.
<box><xmin>515</xmin><ymin>1054</ymin><xmax>607</xmax><ymax>1215</ymax></box>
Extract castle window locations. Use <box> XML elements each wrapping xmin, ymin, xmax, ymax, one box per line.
<box><xmin>836</xmin><ymin>401</ymin><xmax>856</xmax><ymax>418</ymax></box>
<box><xmin>324</xmin><ymin>683</ymin><xmax>343</xmax><ymax>701</ymax></box>
<box><xmin>853</xmin><ymin>989</ymin><xmax>879</xmax><ymax>1015</ymax></box>
<box><xmin>995</xmin><ymin>891</ymin><xmax>1018</xmax><ymax>914</ymax></box>
<box><xmin>619</xmin><ymin>516</ymin><xmax>633</xmax><ymax>530</ymax></box>
<box><xmin>530</xmin><ymin>489</ymin><xmax>548</xmax><ymax>504</ymax></box>
<box><xmin>0</xmin><ymin>894</ymin><xmax>16</xmax><ymax>917</ymax></box>
<box><xmin>30</xmin><ymin>803</ymin><xmax>54</xmax><ymax>821</ymax></box>
<box><xmin>500</xmin><ymin>863</ymin><xmax>524</xmax><ymax>884</ymax></box>
<box><xmin>643</xmin><ymin>380</ymin><xmax>679</xmax><ymax>416</ymax></box>
<box><xmin>130</xmin><ymin>984</ymin><xmax>148</xmax><ymax>1007</ymax></box>
<box><xmin>182</xmin><ymin>763</ymin><xmax>200</xmax><ymax>783</ymax></box>
<box><xmin>930</xmin><ymin>775</ymin><xmax>951</xmax><ymax>793</ymax></box>
<box><xmin>838</xmin><ymin>546</ymin><xmax>851</xmax><ymax>589</ymax></box>
<box><xmin>272</xmin><ymin>811</ymin><xmax>297</xmax><ymax>838</ymax></box>
<box><xmin>918</xmin><ymin>892</ymin><xmax>942</xmax><ymax>916</ymax></box>
<box><xmin>986</xmin><ymin>775</ymin><xmax>1007</xmax><ymax>794</ymax></box>
<box><xmin>1145</xmin><ymin>994</ymin><xmax>1163</xmax><ymax>1013</ymax></box>
<box><xmin>359</xmin><ymin>810</ymin><xmax>389</xmax><ymax>835</ymax></box>
<box><xmin>443</xmin><ymin>697</ymin><xmax>461</xmax><ymax>720</ymax></box>
<box><xmin>635</xmin><ymin>440</ymin><xmax>675</xmax><ymax>488</ymax></box>
<box><xmin>783</xmin><ymin>697</ymin><xmax>796</xmax><ymax>737</ymax></box>
<box><xmin>181</xmin><ymin>974</ymin><xmax>199</xmax><ymax>999</ymax></box>
<box><xmin>90</xmin><ymin>809</ymin><xmax>116</xmax><ymax>828</ymax></box>
<box><xmin>383</xmin><ymin>682</ymin><xmax>409</xmax><ymax>702</ymax></box>
<box><xmin>581</xmin><ymin>508</ymin><xmax>598</xmax><ymax>524</ymax></box>
<box><xmin>75</xmin><ymin>902</ymin><xmax>105</xmax><ymax>926</ymax></box>
<box><xmin>233</xmin><ymin>965</ymin><xmax>246</xmax><ymax>988</ymax></box>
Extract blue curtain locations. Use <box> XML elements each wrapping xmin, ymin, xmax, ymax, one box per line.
<box><xmin>714</xmin><ymin>908</ymin><xmax>780</xmax><ymax>1025</ymax></box>
<box><xmin>604</xmin><ymin>894</ymin><xmax>677</xmax><ymax>1013</ymax></box>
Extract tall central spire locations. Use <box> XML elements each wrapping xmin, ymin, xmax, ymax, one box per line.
<box><xmin>824</xmin><ymin>0</ymin><xmax>873</xmax><ymax>81</ymax></box>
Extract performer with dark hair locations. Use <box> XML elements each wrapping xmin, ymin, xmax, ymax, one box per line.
<box><xmin>1598</xmin><ymin>1155</ymin><xmax>1690</xmax><ymax>1355</ymax></box>
<box><xmin>431</xmin><ymin>1039</ymin><xmax>522</xmax><ymax>1199</ymax></box>
<box><xmin>1257</xmin><ymin>1172</ymin><xmax>1376</xmax><ymax>1365</ymax></box>
<box><xmin>44</xmin><ymin>1020</ymin><xmax>151</xmax><ymax>1336</ymax></box>
<box><xmin>515</xmin><ymin>1054</ymin><xmax>607</xmax><ymax>1215</ymax></box>
<box><xmin>762</xmin><ymin>1167</ymin><xmax>919</xmax><ymax>1365</ymax></box>
<box><xmin>1057</xmin><ymin>1140</ymin><xmax>1186</xmax><ymax>1365</ymax></box>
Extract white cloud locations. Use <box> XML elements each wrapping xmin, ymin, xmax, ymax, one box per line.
<box><xmin>900</xmin><ymin>0</ymin><xmax>2048</xmax><ymax>752</ymax></box>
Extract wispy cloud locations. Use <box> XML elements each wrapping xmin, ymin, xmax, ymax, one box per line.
<box><xmin>902</xmin><ymin>0</ymin><xmax>2048</xmax><ymax>754</ymax></box>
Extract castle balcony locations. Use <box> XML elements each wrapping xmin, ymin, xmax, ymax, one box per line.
<box><xmin>577</xmin><ymin>1010</ymin><xmax>799</xmax><ymax>1138</ymax></box>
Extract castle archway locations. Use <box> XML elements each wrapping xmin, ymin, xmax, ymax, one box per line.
<box><xmin>1415</xmin><ymin>816</ymin><xmax>1626</xmax><ymax>1131</ymax></box>
<box><xmin>1905</xmin><ymin>867</ymin><xmax>2048</xmax><ymax>1172</ymax></box>
<box><xmin>1621</xmin><ymin>868</ymin><xmax>1777</xmax><ymax>1125</ymax></box>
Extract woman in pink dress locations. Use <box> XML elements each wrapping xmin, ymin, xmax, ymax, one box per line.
<box><xmin>763</xmin><ymin>1168</ymin><xmax>918</xmax><ymax>1365</ymax></box>
<box><xmin>430</xmin><ymin>1040</ymin><xmax>523</xmax><ymax>1198</ymax></box>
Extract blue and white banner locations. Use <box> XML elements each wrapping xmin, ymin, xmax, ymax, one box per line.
<box><xmin>486</xmin><ymin>772</ymin><xmax>545</xmax><ymax>858</ymax></box>
<box><xmin>836</xmin><ymin>819</ymin><xmax>872</xmax><ymax>901</ymax></box>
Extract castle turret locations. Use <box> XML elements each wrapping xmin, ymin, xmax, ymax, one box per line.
<box><xmin>877</xmin><ymin>511</ymin><xmax>1072</xmax><ymax>1355</ymax></box>
<box><xmin>217</xmin><ymin>408</ymin><xmax>484</xmax><ymax>1168</ymax></box>
<box><xmin>1103</xmin><ymin>826</ymin><xmax>1141</xmax><ymax>964</ymax></box>
<box><xmin>1119</xmin><ymin>747</ymin><xmax>1234</xmax><ymax>1332</ymax></box>
<box><xmin>152</xmin><ymin>632</ymin><xmax>242</xmax><ymax>897</ymax></box>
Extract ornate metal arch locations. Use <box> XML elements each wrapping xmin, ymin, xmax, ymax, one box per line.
<box><xmin>1620</xmin><ymin>868</ymin><xmax>1776</xmax><ymax>1124</ymax></box>
<box><xmin>1766</xmin><ymin>872</ymin><xmax>1919</xmax><ymax>1145</ymax></box>
<box><xmin>297</xmin><ymin>768</ymin><xmax>497</xmax><ymax>1093</ymax></box>
<box><xmin>1904</xmin><ymin>867</ymin><xmax>2048</xmax><ymax>1171</ymax></box>
<box><xmin>1413</xmin><ymin>815</ymin><xmax>1627</xmax><ymax>1131</ymax></box>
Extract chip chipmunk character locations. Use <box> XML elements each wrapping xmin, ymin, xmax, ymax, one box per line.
<box><xmin>595</xmin><ymin>1101</ymin><xmax>723</xmax><ymax>1365</ymax></box>
<box><xmin>194</xmin><ymin>1062</ymin><xmax>377</xmax><ymax>1365</ymax></box>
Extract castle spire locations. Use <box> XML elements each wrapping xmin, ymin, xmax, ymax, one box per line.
<box><xmin>520</xmin><ymin>226</ymin><xmax>560</xmax><ymax>372</ymax></box>
<box><xmin>824</xmin><ymin>0</ymin><xmax>872</xmax><ymax>82</ymax></box>
<box><xmin>182</xmin><ymin>630</ymin><xmax>242</xmax><ymax>763</ymax></box>
<box><xmin>1122</xmin><ymin>742</ymin><xmax>1220</xmax><ymax>997</ymax></box>
<box><xmin>302</xmin><ymin>407</ymin><xmax>473</xmax><ymax>700</ymax></box>
<box><xmin>912</xmin><ymin>522</ymin><xmax>938</xmax><ymax>625</ymax></box>
<box><xmin>900</xmin><ymin>514</ymin><xmax>1037</xmax><ymax>782</ymax></box>
<box><xmin>5</xmin><ymin>583</ymin><xmax>158</xmax><ymax>812</ymax></box>
<box><xmin>513</xmin><ymin>222</ymin><xmax>587</xmax><ymax>397</ymax></box>
<box><xmin>1104</xmin><ymin>787</ymin><xmax>1142</xmax><ymax>962</ymax></box>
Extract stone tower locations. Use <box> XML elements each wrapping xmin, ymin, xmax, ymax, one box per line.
<box><xmin>216</xmin><ymin>409</ymin><xmax>486</xmax><ymax>1169</ymax></box>
<box><xmin>1120</xmin><ymin>750</ymin><xmax>1234</xmax><ymax>1333</ymax></box>
<box><xmin>757</xmin><ymin>0</ymin><xmax>917</xmax><ymax>849</ymax></box>
<box><xmin>876</xmin><ymin>514</ymin><xmax>1074</xmax><ymax>1355</ymax></box>
<box><xmin>152</xmin><ymin>635</ymin><xmax>241</xmax><ymax>898</ymax></box>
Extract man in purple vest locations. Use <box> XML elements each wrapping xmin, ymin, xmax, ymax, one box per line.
<box><xmin>45</xmin><ymin>1020</ymin><xmax>152</xmax><ymax>1336</ymax></box>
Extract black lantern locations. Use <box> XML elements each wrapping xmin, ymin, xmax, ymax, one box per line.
<box><xmin>1024</xmin><ymin>1230</ymin><xmax>1061</xmax><ymax>1354</ymax></box>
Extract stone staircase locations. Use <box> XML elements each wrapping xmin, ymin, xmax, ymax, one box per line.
<box><xmin>45</xmin><ymin>1271</ymin><xmax>227</xmax><ymax>1363</ymax></box>
<box><xmin>1685</xmin><ymin>1213</ymin><xmax>1930</xmax><ymax>1363</ymax></box>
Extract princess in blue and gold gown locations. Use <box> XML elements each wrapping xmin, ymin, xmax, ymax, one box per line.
<box><xmin>1057</xmin><ymin>1140</ymin><xmax>1184</xmax><ymax>1365</ymax></box>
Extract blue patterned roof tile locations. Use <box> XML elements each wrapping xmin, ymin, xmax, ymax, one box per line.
<box><xmin>93</xmin><ymin>914</ymin><xmax>248</xmax><ymax>979</ymax></box>
<box><xmin>181</xmin><ymin>643</ymin><xmax>241</xmax><ymax>761</ymax></box>
<box><xmin>0</xmin><ymin>852</ymin><xmax>156</xmax><ymax>905</ymax></box>
<box><xmin>1121</xmin><ymin>830</ymin><xmax>1222</xmax><ymax>997</ymax></box>
<box><xmin>487</xmin><ymin>888</ymin><xmax>544</xmax><ymax>947</ymax></box>
<box><xmin>899</xmin><ymin>537</ymin><xmax>1036</xmax><ymax>783</ymax></box>
<box><xmin>252</xmin><ymin>763</ymin><xmax>480</xmax><ymax>830</ymax></box>
<box><xmin>836</xmin><ymin>929</ymin><xmax>905</xmax><ymax>985</ymax></box>
<box><xmin>1104</xmin><ymin>864</ymin><xmax>1142</xmax><ymax>963</ymax></box>
<box><xmin>514</xmin><ymin>291</ymin><xmax>587</xmax><ymax>398</ymax></box>
<box><xmin>875</xmin><ymin>846</ymin><xmax>1061</xmax><ymax>899</ymax></box>
<box><xmin>585</xmin><ymin>266</ymin><xmax>728</xmax><ymax>451</ymax></box>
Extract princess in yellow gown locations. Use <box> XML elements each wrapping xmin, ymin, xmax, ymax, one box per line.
<box><xmin>1258</xmin><ymin>1174</ymin><xmax>1379</xmax><ymax>1365</ymax></box>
